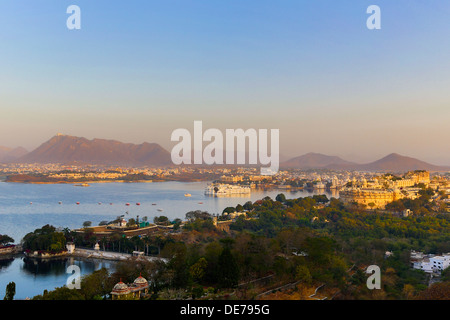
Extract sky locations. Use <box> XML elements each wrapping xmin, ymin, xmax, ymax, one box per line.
<box><xmin>0</xmin><ymin>1</ymin><xmax>449</xmax><ymax>165</ymax></box>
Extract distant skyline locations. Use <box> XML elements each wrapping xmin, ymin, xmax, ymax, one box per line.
<box><xmin>1</xmin><ymin>1</ymin><xmax>449</xmax><ymax>165</ymax></box>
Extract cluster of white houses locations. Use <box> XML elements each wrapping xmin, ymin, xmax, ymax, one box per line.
<box><xmin>410</xmin><ymin>250</ymin><xmax>450</xmax><ymax>274</ymax></box>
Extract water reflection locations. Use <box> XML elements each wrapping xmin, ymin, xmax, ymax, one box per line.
<box><xmin>0</xmin><ymin>255</ymin><xmax>117</xmax><ymax>299</ymax></box>
<box><xmin>21</xmin><ymin>256</ymin><xmax>116</xmax><ymax>277</ymax></box>
<box><xmin>0</xmin><ymin>256</ymin><xmax>14</xmax><ymax>270</ymax></box>
<box><xmin>22</xmin><ymin>257</ymin><xmax>69</xmax><ymax>277</ymax></box>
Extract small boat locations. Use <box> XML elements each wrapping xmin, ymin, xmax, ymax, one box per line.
<box><xmin>76</xmin><ymin>202</ymin><xmax>80</xmax><ymax>205</ymax></box>
<box><xmin>152</xmin><ymin>203</ymin><xmax>157</xmax><ymax>206</ymax></box>
<box><xmin>110</xmin><ymin>203</ymin><xmax>113</xmax><ymax>205</ymax></box>
<box><xmin>136</xmin><ymin>203</ymin><xmax>140</xmax><ymax>206</ymax></box>
<box><xmin>198</xmin><ymin>202</ymin><xmax>203</xmax><ymax>204</ymax></box>
<box><xmin>74</xmin><ymin>183</ymin><xmax>90</xmax><ymax>187</ymax></box>
<box><xmin>58</xmin><ymin>201</ymin><xmax>62</xmax><ymax>204</ymax></box>
<box><xmin>126</xmin><ymin>203</ymin><xmax>130</xmax><ymax>206</ymax></box>
<box><xmin>30</xmin><ymin>202</ymin><xmax>33</xmax><ymax>205</ymax></box>
<box><xmin>157</xmin><ymin>209</ymin><xmax>163</xmax><ymax>212</ymax></box>
<box><xmin>184</xmin><ymin>193</ymin><xmax>191</xmax><ymax>197</ymax></box>
<box><xmin>98</xmin><ymin>202</ymin><xmax>102</xmax><ymax>205</ymax></box>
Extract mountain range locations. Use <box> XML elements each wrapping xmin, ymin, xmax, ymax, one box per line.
<box><xmin>0</xmin><ymin>146</ymin><xmax>28</xmax><ymax>163</ymax></box>
<box><xmin>13</xmin><ymin>134</ymin><xmax>172</xmax><ymax>167</ymax></box>
<box><xmin>280</xmin><ymin>152</ymin><xmax>449</xmax><ymax>172</ymax></box>
<box><xmin>2</xmin><ymin>134</ymin><xmax>449</xmax><ymax>171</ymax></box>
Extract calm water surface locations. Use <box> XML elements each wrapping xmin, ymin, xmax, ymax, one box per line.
<box><xmin>0</xmin><ymin>181</ymin><xmax>336</xmax><ymax>299</ymax></box>
<box><xmin>0</xmin><ymin>255</ymin><xmax>116</xmax><ymax>300</ymax></box>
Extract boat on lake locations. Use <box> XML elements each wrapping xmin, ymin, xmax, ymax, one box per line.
<box><xmin>74</xmin><ymin>183</ymin><xmax>90</xmax><ymax>187</ymax></box>
<box><xmin>204</xmin><ymin>183</ymin><xmax>251</xmax><ymax>196</ymax></box>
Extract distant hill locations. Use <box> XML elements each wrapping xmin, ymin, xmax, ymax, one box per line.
<box><xmin>282</xmin><ymin>152</ymin><xmax>449</xmax><ymax>172</ymax></box>
<box><xmin>355</xmin><ymin>153</ymin><xmax>449</xmax><ymax>172</ymax></box>
<box><xmin>281</xmin><ymin>152</ymin><xmax>357</xmax><ymax>169</ymax></box>
<box><xmin>0</xmin><ymin>146</ymin><xmax>28</xmax><ymax>163</ymax></box>
<box><xmin>16</xmin><ymin>134</ymin><xmax>172</xmax><ymax>167</ymax></box>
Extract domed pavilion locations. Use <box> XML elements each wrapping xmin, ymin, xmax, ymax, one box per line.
<box><xmin>111</xmin><ymin>275</ymin><xmax>150</xmax><ymax>300</ymax></box>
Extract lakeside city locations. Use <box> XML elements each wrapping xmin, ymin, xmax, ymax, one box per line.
<box><xmin>1</xmin><ymin>161</ymin><xmax>449</xmax><ymax>300</ymax></box>
<box><xmin>1</xmin><ymin>0</ymin><xmax>450</xmax><ymax>314</ymax></box>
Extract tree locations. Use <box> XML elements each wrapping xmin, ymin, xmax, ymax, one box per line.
<box><xmin>385</xmin><ymin>200</ymin><xmax>406</xmax><ymax>213</ymax></box>
<box><xmin>203</xmin><ymin>242</ymin><xmax>223</xmax><ymax>284</ymax></box>
<box><xmin>243</xmin><ymin>201</ymin><xmax>254</xmax><ymax>211</ymax></box>
<box><xmin>4</xmin><ymin>282</ymin><xmax>15</xmax><ymax>300</ymax></box>
<box><xmin>217</xmin><ymin>247</ymin><xmax>240</xmax><ymax>288</ymax></box>
<box><xmin>22</xmin><ymin>225</ymin><xmax>66</xmax><ymax>253</ymax></box>
<box><xmin>80</xmin><ymin>268</ymin><xmax>111</xmax><ymax>300</ymax></box>
<box><xmin>0</xmin><ymin>235</ymin><xmax>14</xmax><ymax>246</ymax></box>
<box><xmin>167</xmin><ymin>243</ymin><xmax>190</xmax><ymax>288</ymax></box>
<box><xmin>154</xmin><ymin>216</ymin><xmax>169</xmax><ymax>225</ymax></box>
<box><xmin>189</xmin><ymin>257</ymin><xmax>208</xmax><ymax>283</ymax></box>
<box><xmin>83</xmin><ymin>221</ymin><xmax>92</xmax><ymax>228</ymax></box>
<box><xmin>186</xmin><ymin>210</ymin><xmax>211</xmax><ymax>221</ymax></box>
<box><xmin>295</xmin><ymin>265</ymin><xmax>312</xmax><ymax>285</ymax></box>
<box><xmin>33</xmin><ymin>286</ymin><xmax>85</xmax><ymax>300</ymax></box>
<box><xmin>127</xmin><ymin>218</ymin><xmax>136</xmax><ymax>227</ymax></box>
<box><xmin>275</xmin><ymin>193</ymin><xmax>286</xmax><ymax>203</ymax></box>
<box><xmin>172</xmin><ymin>218</ymin><xmax>182</xmax><ymax>231</ymax></box>
<box><xmin>415</xmin><ymin>282</ymin><xmax>450</xmax><ymax>300</ymax></box>
<box><xmin>402</xmin><ymin>284</ymin><xmax>415</xmax><ymax>300</ymax></box>
<box><xmin>312</xmin><ymin>194</ymin><xmax>329</xmax><ymax>204</ymax></box>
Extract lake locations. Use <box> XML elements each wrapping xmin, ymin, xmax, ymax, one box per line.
<box><xmin>0</xmin><ymin>254</ymin><xmax>117</xmax><ymax>300</ymax></box>
<box><xmin>0</xmin><ymin>181</ymin><xmax>337</xmax><ymax>243</ymax></box>
<box><xmin>0</xmin><ymin>180</ymin><xmax>336</xmax><ymax>299</ymax></box>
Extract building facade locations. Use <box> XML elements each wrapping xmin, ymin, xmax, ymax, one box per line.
<box><xmin>111</xmin><ymin>275</ymin><xmax>150</xmax><ymax>300</ymax></box>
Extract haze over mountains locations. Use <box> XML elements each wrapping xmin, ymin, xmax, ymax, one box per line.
<box><xmin>1</xmin><ymin>134</ymin><xmax>449</xmax><ymax>171</ymax></box>
<box><xmin>280</xmin><ymin>152</ymin><xmax>450</xmax><ymax>172</ymax></box>
<box><xmin>14</xmin><ymin>134</ymin><xmax>172</xmax><ymax>167</ymax></box>
<box><xmin>0</xmin><ymin>146</ymin><xmax>28</xmax><ymax>163</ymax></box>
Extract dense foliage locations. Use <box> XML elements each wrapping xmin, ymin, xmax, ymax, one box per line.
<box><xmin>22</xmin><ymin>225</ymin><xmax>67</xmax><ymax>253</ymax></box>
<box><xmin>23</xmin><ymin>191</ymin><xmax>450</xmax><ymax>300</ymax></box>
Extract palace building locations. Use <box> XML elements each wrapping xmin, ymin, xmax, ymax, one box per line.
<box><xmin>339</xmin><ymin>187</ymin><xmax>403</xmax><ymax>209</ymax></box>
<box><xmin>111</xmin><ymin>275</ymin><xmax>150</xmax><ymax>300</ymax></box>
<box><xmin>339</xmin><ymin>171</ymin><xmax>430</xmax><ymax>210</ymax></box>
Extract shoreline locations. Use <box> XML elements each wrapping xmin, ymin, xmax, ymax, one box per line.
<box><xmin>3</xmin><ymin>179</ymin><xmax>211</xmax><ymax>184</ymax></box>
<box><xmin>20</xmin><ymin>248</ymin><xmax>167</xmax><ymax>263</ymax></box>
<box><xmin>71</xmin><ymin>248</ymin><xmax>168</xmax><ymax>262</ymax></box>
<box><xmin>2</xmin><ymin>179</ymin><xmax>309</xmax><ymax>191</ymax></box>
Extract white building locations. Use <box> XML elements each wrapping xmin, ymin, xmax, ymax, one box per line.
<box><xmin>416</xmin><ymin>259</ymin><xmax>434</xmax><ymax>273</ymax></box>
<box><xmin>411</xmin><ymin>251</ymin><xmax>450</xmax><ymax>274</ymax></box>
<box><xmin>430</xmin><ymin>255</ymin><xmax>450</xmax><ymax>272</ymax></box>
<box><xmin>66</xmin><ymin>242</ymin><xmax>76</xmax><ymax>254</ymax></box>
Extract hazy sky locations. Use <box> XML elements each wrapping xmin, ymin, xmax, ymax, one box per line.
<box><xmin>1</xmin><ymin>1</ymin><xmax>449</xmax><ymax>165</ymax></box>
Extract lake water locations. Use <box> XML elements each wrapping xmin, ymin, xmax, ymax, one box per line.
<box><xmin>0</xmin><ymin>255</ymin><xmax>116</xmax><ymax>300</ymax></box>
<box><xmin>0</xmin><ymin>180</ymin><xmax>336</xmax><ymax>299</ymax></box>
